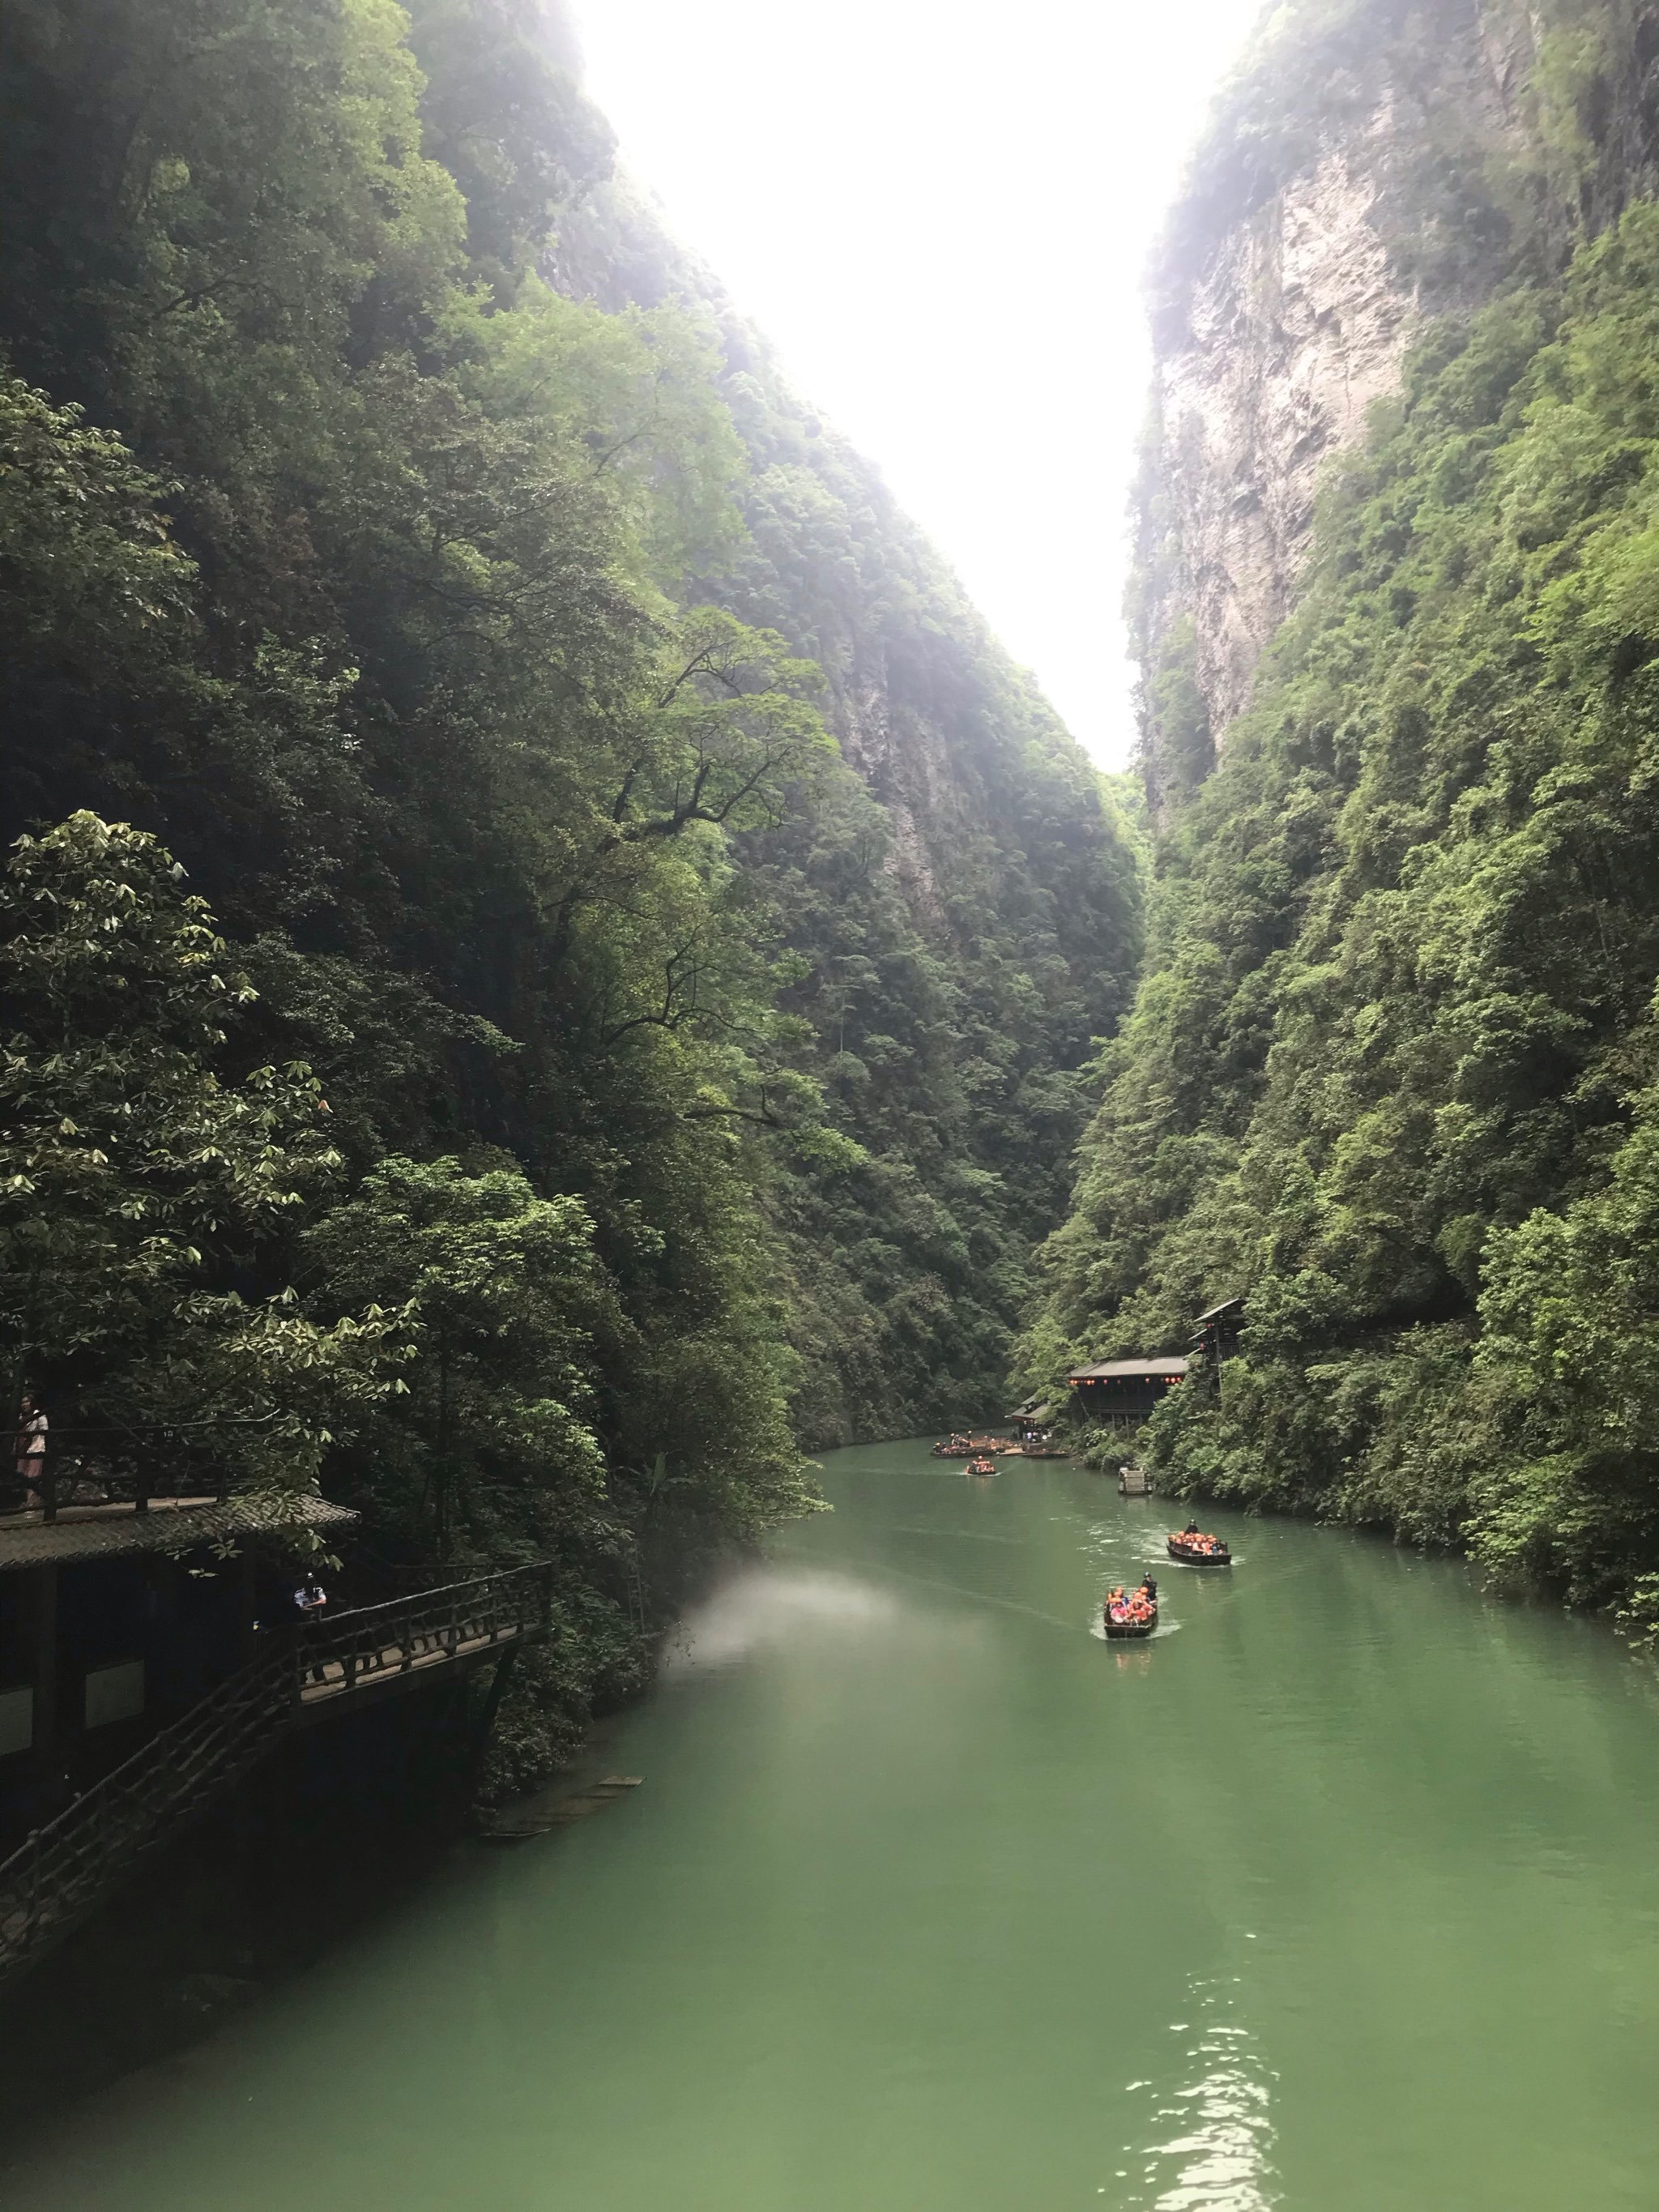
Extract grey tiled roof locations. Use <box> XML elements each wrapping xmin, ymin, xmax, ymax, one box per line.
<box><xmin>0</xmin><ymin>1492</ymin><xmax>358</xmax><ymax>1572</ymax></box>
<box><xmin>1068</xmin><ymin>1357</ymin><xmax>1191</xmax><ymax>1381</ymax></box>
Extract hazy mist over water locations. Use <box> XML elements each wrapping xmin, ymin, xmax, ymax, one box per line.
<box><xmin>571</xmin><ymin>0</ymin><xmax>1265</xmax><ymax>770</ymax></box>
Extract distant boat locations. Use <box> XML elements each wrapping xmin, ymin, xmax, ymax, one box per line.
<box><xmin>965</xmin><ymin>1455</ymin><xmax>999</xmax><ymax>1478</ymax></box>
<box><xmin>1166</xmin><ymin>1528</ymin><xmax>1230</xmax><ymax>1566</ymax></box>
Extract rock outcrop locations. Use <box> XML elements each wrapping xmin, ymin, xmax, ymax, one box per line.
<box><xmin>1133</xmin><ymin>0</ymin><xmax>1584</xmax><ymax>813</ymax></box>
<box><xmin>1150</xmin><ymin>124</ymin><xmax>1416</xmax><ymax>763</ymax></box>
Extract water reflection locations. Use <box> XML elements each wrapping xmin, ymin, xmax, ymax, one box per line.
<box><xmin>1123</xmin><ymin>1976</ymin><xmax>1279</xmax><ymax>2210</ymax></box>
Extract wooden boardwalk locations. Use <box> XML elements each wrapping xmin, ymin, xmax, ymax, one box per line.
<box><xmin>0</xmin><ymin>1564</ymin><xmax>551</xmax><ymax>1988</ymax></box>
<box><xmin>296</xmin><ymin>1622</ymin><xmax>523</xmax><ymax>1709</ymax></box>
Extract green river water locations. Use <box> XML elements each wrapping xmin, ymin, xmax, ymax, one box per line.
<box><xmin>9</xmin><ymin>1437</ymin><xmax>1659</xmax><ymax>2210</ymax></box>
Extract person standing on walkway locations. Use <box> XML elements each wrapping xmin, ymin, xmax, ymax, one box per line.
<box><xmin>12</xmin><ymin>1393</ymin><xmax>47</xmax><ymax>1507</ymax></box>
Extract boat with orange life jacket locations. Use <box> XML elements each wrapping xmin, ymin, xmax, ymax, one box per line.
<box><xmin>1166</xmin><ymin>1521</ymin><xmax>1231</xmax><ymax>1566</ymax></box>
<box><xmin>1102</xmin><ymin>1577</ymin><xmax>1159</xmax><ymax>1638</ymax></box>
<box><xmin>965</xmin><ymin>1454</ymin><xmax>999</xmax><ymax>1478</ymax></box>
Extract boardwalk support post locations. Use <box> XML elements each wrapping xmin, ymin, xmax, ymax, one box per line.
<box><xmin>466</xmin><ymin>1643</ymin><xmax>521</xmax><ymax>1804</ymax></box>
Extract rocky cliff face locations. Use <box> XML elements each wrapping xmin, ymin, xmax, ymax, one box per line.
<box><xmin>1136</xmin><ymin>0</ymin><xmax>1659</xmax><ymax>813</ymax></box>
<box><xmin>1148</xmin><ymin>122</ymin><xmax>1416</xmax><ymax>774</ymax></box>
<box><xmin>1032</xmin><ymin>0</ymin><xmax>1659</xmax><ymax>1609</ymax></box>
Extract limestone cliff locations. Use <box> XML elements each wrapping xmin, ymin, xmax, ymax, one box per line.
<box><xmin>1136</xmin><ymin>0</ymin><xmax>1659</xmax><ymax>814</ymax></box>
<box><xmin>1033</xmin><ymin>0</ymin><xmax>1659</xmax><ymax>1604</ymax></box>
<box><xmin>1145</xmin><ymin>126</ymin><xmax>1418</xmax><ymax>777</ymax></box>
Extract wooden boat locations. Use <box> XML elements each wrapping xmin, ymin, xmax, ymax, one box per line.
<box><xmin>1166</xmin><ymin>1529</ymin><xmax>1231</xmax><ymax>1566</ymax></box>
<box><xmin>932</xmin><ymin>1436</ymin><xmax>974</xmax><ymax>1458</ymax></box>
<box><xmin>965</xmin><ymin>1454</ymin><xmax>999</xmax><ymax>1478</ymax></box>
<box><xmin>1102</xmin><ymin>1585</ymin><xmax>1158</xmax><ymax>1638</ymax></box>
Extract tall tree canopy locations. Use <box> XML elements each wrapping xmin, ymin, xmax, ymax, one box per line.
<box><xmin>0</xmin><ymin>0</ymin><xmax>1141</xmax><ymax>1768</ymax></box>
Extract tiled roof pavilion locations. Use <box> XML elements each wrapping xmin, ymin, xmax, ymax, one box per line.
<box><xmin>1068</xmin><ymin>1357</ymin><xmax>1191</xmax><ymax>1381</ymax></box>
<box><xmin>0</xmin><ymin>1492</ymin><xmax>357</xmax><ymax>1572</ymax></box>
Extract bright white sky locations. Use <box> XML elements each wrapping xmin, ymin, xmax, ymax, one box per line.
<box><xmin>571</xmin><ymin>0</ymin><xmax>1265</xmax><ymax>768</ymax></box>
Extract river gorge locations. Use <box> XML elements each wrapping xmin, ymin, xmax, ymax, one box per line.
<box><xmin>6</xmin><ymin>1443</ymin><xmax>1659</xmax><ymax>2211</ymax></box>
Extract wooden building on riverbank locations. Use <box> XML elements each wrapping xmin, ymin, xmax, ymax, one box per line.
<box><xmin>1192</xmin><ymin>1296</ymin><xmax>1246</xmax><ymax>1365</ymax></box>
<box><xmin>0</xmin><ymin>1484</ymin><xmax>552</xmax><ymax>1995</ymax></box>
<box><xmin>1065</xmin><ymin>1356</ymin><xmax>1190</xmax><ymax>1431</ymax></box>
<box><xmin>0</xmin><ymin>1490</ymin><xmax>357</xmax><ymax>1852</ymax></box>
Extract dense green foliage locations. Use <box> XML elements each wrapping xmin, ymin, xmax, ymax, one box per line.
<box><xmin>0</xmin><ymin>0</ymin><xmax>1137</xmax><ymax>1769</ymax></box>
<box><xmin>1</xmin><ymin>814</ymin><xmax>401</xmax><ymax>1510</ymax></box>
<box><xmin>1034</xmin><ymin>194</ymin><xmax>1659</xmax><ymax>1623</ymax></box>
<box><xmin>548</xmin><ymin>121</ymin><xmax>1143</xmax><ymax>1441</ymax></box>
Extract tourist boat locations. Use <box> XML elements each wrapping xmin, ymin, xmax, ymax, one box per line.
<box><xmin>1166</xmin><ymin>1529</ymin><xmax>1231</xmax><ymax>1566</ymax></box>
<box><xmin>932</xmin><ymin>1436</ymin><xmax>974</xmax><ymax>1458</ymax></box>
<box><xmin>1102</xmin><ymin>1585</ymin><xmax>1158</xmax><ymax>1639</ymax></box>
<box><xmin>965</xmin><ymin>1455</ymin><xmax>999</xmax><ymax>1478</ymax></box>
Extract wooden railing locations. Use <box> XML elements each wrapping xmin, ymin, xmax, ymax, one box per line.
<box><xmin>12</xmin><ymin>1458</ymin><xmax>229</xmax><ymax>1523</ymax></box>
<box><xmin>292</xmin><ymin>1565</ymin><xmax>550</xmax><ymax>1700</ymax></box>
<box><xmin>11</xmin><ymin>1418</ymin><xmax>279</xmax><ymax>1522</ymax></box>
<box><xmin>0</xmin><ymin>1563</ymin><xmax>551</xmax><ymax>1988</ymax></box>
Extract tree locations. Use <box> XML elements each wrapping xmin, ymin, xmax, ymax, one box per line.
<box><xmin>302</xmin><ymin>1154</ymin><xmax>604</xmax><ymax>1562</ymax></box>
<box><xmin>0</xmin><ymin>813</ymin><xmax>402</xmax><ymax>1508</ymax></box>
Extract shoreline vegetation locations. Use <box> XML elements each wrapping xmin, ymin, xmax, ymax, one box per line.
<box><xmin>1026</xmin><ymin>0</ymin><xmax>1659</xmax><ymax>1651</ymax></box>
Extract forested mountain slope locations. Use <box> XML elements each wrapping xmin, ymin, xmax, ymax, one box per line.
<box><xmin>0</xmin><ymin>0</ymin><xmax>1136</xmax><ymax>1773</ymax></box>
<box><xmin>514</xmin><ymin>10</ymin><xmax>1144</xmax><ymax>1442</ymax></box>
<box><xmin>1031</xmin><ymin>0</ymin><xmax>1659</xmax><ymax>1633</ymax></box>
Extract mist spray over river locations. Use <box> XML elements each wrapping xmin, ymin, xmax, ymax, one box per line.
<box><xmin>8</xmin><ymin>1441</ymin><xmax>1659</xmax><ymax>2211</ymax></box>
